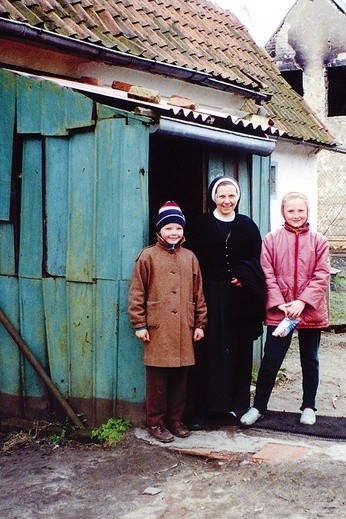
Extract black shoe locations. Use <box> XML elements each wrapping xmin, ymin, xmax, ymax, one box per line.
<box><xmin>208</xmin><ymin>411</ymin><xmax>239</xmax><ymax>425</ymax></box>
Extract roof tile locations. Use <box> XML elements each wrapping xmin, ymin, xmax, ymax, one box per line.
<box><xmin>1</xmin><ymin>0</ymin><xmax>336</xmax><ymax>145</ymax></box>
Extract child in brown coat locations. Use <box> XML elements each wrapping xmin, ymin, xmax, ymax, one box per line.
<box><xmin>128</xmin><ymin>202</ymin><xmax>207</xmax><ymax>443</ymax></box>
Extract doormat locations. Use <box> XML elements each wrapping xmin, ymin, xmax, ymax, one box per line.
<box><xmin>249</xmin><ymin>410</ymin><xmax>346</xmax><ymax>440</ymax></box>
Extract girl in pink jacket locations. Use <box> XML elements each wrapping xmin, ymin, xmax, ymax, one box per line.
<box><xmin>241</xmin><ymin>192</ymin><xmax>330</xmax><ymax>427</ymax></box>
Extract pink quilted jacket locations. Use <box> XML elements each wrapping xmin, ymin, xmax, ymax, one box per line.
<box><xmin>260</xmin><ymin>225</ymin><xmax>330</xmax><ymax>328</ymax></box>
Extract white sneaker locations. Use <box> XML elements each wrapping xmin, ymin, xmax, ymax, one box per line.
<box><xmin>240</xmin><ymin>407</ymin><xmax>263</xmax><ymax>426</ymax></box>
<box><xmin>300</xmin><ymin>408</ymin><xmax>316</xmax><ymax>425</ymax></box>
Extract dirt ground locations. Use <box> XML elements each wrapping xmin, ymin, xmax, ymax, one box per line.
<box><xmin>0</xmin><ymin>331</ymin><xmax>345</xmax><ymax>519</ymax></box>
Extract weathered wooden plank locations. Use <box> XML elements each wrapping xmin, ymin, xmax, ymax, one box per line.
<box><xmin>66</xmin><ymin>131</ymin><xmax>95</xmax><ymax>282</ymax></box>
<box><xmin>65</xmin><ymin>87</ymin><xmax>94</xmax><ymax>130</ymax></box>
<box><xmin>41</xmin><ymin>80</ymin><xmax>68</xmax><ymax>136</ymax></box>
<box><xmin>45</xmin><ymin>137</ymin><xmax>69</xmax><ymax>276</ymax></box>
<box><xmin>0</xmin><ymin>276</ymin><xmax>20</xmax><ymax>397</ymax></box>
<box><xmin>94</xmin><ymin>118</ymin><xmax>124</xmax><ymax>280</ymax></box>
<box><xmin>118</xmin><ymin>118</ymin><xmax>149</xmax><ymax>279</ymax></box>
<box><xmin>237</xmin><ymin>152</ymin><xmax>251</xmax><ymax>216</ymax></box>
<box><xmin>0</xmin><ymin>69</ymin><xmax>16</xmax><ymax>221</ymax></box>
<box><xmin>116</xmin><ymin>280</ymin><xmax>145</xmax><ymax>403</ymax></box>
<box><xmin>93</xmin><ymin>279</ymin><xmax>118</xmax><ymax>400</ymax></box>
<box><xmin>207</xmin><ymin>153</ymin><xmax>236</xmax><ymax>183</ymax></box>
<box><xmin>252</xmin><ymin>154</ymin><xmax>270</xmax><ymax>235</ymax></box>
<box><xmin>19</xmin><ymin>138</ymin><xmax>43</xmax><ymax>278</ymax></box>
<box><xmin>96</xmin><ymin>103</ymin><xmax>152</xmax><ymax>124</ymax></box>
<box><xmin>16</xmin><ymin>74</ymin><xmax>42</xmax><ymax>134</ymax></box>
<box><xmin>19</xmin><ymin>278</ymin><xmax>47</xmax><ymax>398</ymax></box>
<box><xmin>42</xmin><ymin>277</ymin><xmax>69</xmax><ymax>397</ymax></box>
<box><xmin>67</xmin><ymin>281</ymin><xmax>94</xmax><ymax>398</ymax></box>
<box><xmin>0</xmin><ymin>223</ymin><xmax>16</xmax><ymax>275</ymax></box>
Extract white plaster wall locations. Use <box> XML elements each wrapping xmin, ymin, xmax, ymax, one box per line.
<box><xmin>268</xmin><ymin>0</ymin><xmax>346</xmax><ymax>241</ymax></box>
<box><xmin>270</xmin><ymin>140</ymin><xmax>319</xmax><ymax>232</ymax></box>
<box><xmin>0</xmin><ymin>40</ymin><xmax>245</xmax><ymax>113</ymax></box>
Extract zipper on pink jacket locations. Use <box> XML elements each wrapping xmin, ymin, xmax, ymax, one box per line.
<box><xmin>294</xmin><ymin>232</ymin><xmax>299</xmax><ymax>299</ymax></box>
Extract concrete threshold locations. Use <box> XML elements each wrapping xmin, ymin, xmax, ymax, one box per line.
<box><xmin>134</xmin><ymin>427</ymin><xmax>346</xmax><ymax>464</ymax></box>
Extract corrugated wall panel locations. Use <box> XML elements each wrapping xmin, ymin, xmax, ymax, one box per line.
<box><xmin>118</xmin><ymin>118</ymin><xmax>150</xmax><ymax>279</ymax></box>
<box><xmin>0</xmin><ymin>223</ymin><xmax>16</xmax><ymax>275</ymax></box>
<box><xmin>117</xmin><ymin>280</ymin><xmax>145</xmax><ymax>403</ymax></box>
<box><xmin>1</xmin><ymin>70</ymin><xmax>152</xmax><ymax>424</ymax></box>
<box><xmin>67</xmin><ymin>281</ymin><xmax>94</xmax><ymax>398</ymax></box>
<box><xmin>42</xmin><ymin>277</ymin><xmax>70</xmax><ymax>397</ymax></box>
<box><xmin>65</xmin><ymin>88</ymin><xmax>94</xmax><ymax>130</ymax></box>
<box><xmin>114</xmin><ymin>117</ymin><xmax>149</xmax><ymax>403</ymax></box>
<box><xmin>237</xmin><ymin>153</ymin><xmax>251</xmax><ymax>216</ymax></box>
<box><xmin>207</xmin><ymin>151</ymin><xmax>252</xmax><ymax>216</ymax></box>
<box><xmin>0</xmin><ymin>276</ymin><xmax>20</xmax><ymax>399</ymax></box>
<box><xmin>41</xmin><ymin>80</ymin><xmax>68</xmax><ymax>136</ymax></box>
<box><xmin>66</xmin><ymin>131</ymin><xmax>95</xmax><ymax>283</ymax></box>
<box><xmin>0</xmin><ymin>69</ymin><xmax>15</xmax><ymax>221</ymax></box>
<box><xmin>19</xmin><ymin>277</ymin><xmax>48</xmax><ymax>398</ymax></box>
<box><xmin>16</xmin><ymin>73</ymin><xmax>94</xmax><ymax>135</ymax></box>
<box><xmin>252</xmin><ymin>155</ymin><xmax>271</xmax><ymax>236</ymax></box>
<box><xmin>19</xmin><ymin>138</ymin><xmax>43</xmax><ymax>279</ymax></box>
<box><xmin>45</xmin><ymin>137</ymin><xmax>69</xmax><ymax>277</ymax></box>
<box><xmin>93</xmin><ymin>279</ymin><xmax>118</xmax><ymax>400</ymax></box>
<box><xmin>17</xmin><ymin>75</ymin><xmax>42</xmax><ymax>134</ymax></box>
<box><xmin>252</xmin><ymin>154</ymin><xmax>271</xmax><ymax>369</ymax></box>
<box><xmin>94</xmin><ymin>118</ymin><xmax>123</xmax><ymax>280</ymax></box>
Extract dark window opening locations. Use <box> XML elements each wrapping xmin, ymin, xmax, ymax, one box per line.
<box><xmin>281</xmin><ymin>69</ymin><xmax>304</xmax><ymax>96</ymax></box>
<box><xmin>327</xmin><ymin>66</ymin><xmax>346</xmax><ymax>117</ymax></box>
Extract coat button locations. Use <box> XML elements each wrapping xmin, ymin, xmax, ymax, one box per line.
<box><xmin>172</xmin><ymin>290</ymin><xmax>177</xmax><ymax>294</ymax></box>
<box><xmin>172</xmin><ymin>309</ymin><xmax>178</xmax><ymax>314</ymax></box>
<box><xmin>170</xmin><ymin>270</ymin><xmax>176</xmax><ymax>274</ymax></box>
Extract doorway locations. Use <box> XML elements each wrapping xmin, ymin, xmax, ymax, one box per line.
<box><xmin>148</xmin><ymin>135</ymin><xmax>206</xmax><ymax>243</ymax></box>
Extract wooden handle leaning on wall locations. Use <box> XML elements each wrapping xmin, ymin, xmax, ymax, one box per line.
<box><xmin>0</xmin><ymin>308</ymin><xmax>85</xmax><ymax>430</ymax></box>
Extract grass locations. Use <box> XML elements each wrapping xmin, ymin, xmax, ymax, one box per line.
<box><xmin>330</xmin><ymin>269</ymin><xmax>346</xmax><ymax>326</ymax></box>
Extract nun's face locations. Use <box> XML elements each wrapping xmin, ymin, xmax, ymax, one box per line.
<box><xmin>215</xmin><ymin>184</ymin><xmax>240</xmax><ymax>216</ymax></box>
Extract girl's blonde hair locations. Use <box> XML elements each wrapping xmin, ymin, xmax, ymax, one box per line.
<box><xmin>281</xmin><ymin>192</ymin><xmax>309</xmax><ymax>218</ymax></box>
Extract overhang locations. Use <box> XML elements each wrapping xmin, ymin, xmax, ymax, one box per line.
<box><xmin>150</xmin><ymin>118</ymin><xmax>276</xmax><ymax>156</ymax></box>
<box><xmin>7</xmin><ymin>69</ymin><xmax>277</xmax><ymax>156</ymax></box>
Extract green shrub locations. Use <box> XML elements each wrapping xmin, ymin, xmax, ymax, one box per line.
<box><xmin>91</xmin><ymin>417</ymin><xmax>132</xmax><ymax>447</ymax></box>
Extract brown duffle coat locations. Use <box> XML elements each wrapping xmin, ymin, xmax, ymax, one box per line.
<box><xmin>128</xmin><ymin>237</ymin><xmax>207</xmax><ymax>368</ymax></box>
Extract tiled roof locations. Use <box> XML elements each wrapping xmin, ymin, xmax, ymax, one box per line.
<box><xmin>0</xmin><ymin>0</ymin><xmax>336</xmax><ymax>146</ymax></box>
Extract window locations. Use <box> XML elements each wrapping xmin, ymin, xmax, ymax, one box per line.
<box><xmin>327</xmin><ymin>66</ymin><xmax>346</xmax><ymax>116</ymax></box>
<box><xmin>281</xmin><ymin>70</ymin><xmax>304</xmax><ymax>97</ymax></box>
<box><xmin>270</xmin><ymin>162</ymin><xmax>278</xmax><ymax>199</ymax></box>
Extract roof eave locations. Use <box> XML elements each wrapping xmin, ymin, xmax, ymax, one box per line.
<box><xmin>0</xmin><ymin>18</ymin><xmax>269</xmax><ymax>103</ymax></box>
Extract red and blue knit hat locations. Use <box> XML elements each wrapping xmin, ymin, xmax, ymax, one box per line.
<box><xmin>156</xmin><ymin>201</ymin><xmax>186</xmax><ymax>233</ymax></box>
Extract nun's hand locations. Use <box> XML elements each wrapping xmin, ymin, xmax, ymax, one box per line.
<box><xmin>231</xmin><ymin>277</ymin><xmax>242</xmax><ymax>287</ymax></box>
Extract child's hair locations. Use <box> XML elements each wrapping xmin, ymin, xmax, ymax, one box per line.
<box><xmin>281</xmin><ymin>192</ymin><xmax>309</xmax><ymax>218</ymax></box>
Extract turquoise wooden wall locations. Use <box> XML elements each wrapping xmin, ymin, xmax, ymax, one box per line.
<box><xmin>0</xmin><ymin>69</ymin><xmax>150</xmax><ymax>426</ymax></box>
<box><xmin>0</xmin><ymin>68</ymin><xmax>271</xmax><ymax>426</ymax></box>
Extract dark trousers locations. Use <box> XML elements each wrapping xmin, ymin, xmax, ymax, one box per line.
<box><xmin>145</xmin><ymin>366</ymin><xmax>189</xmax><ymax>428</ymax></box>
<box><xmin>254</xmin><ymin>327</ymin><xmax>321</xmax><ymax>414</ymax></box>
